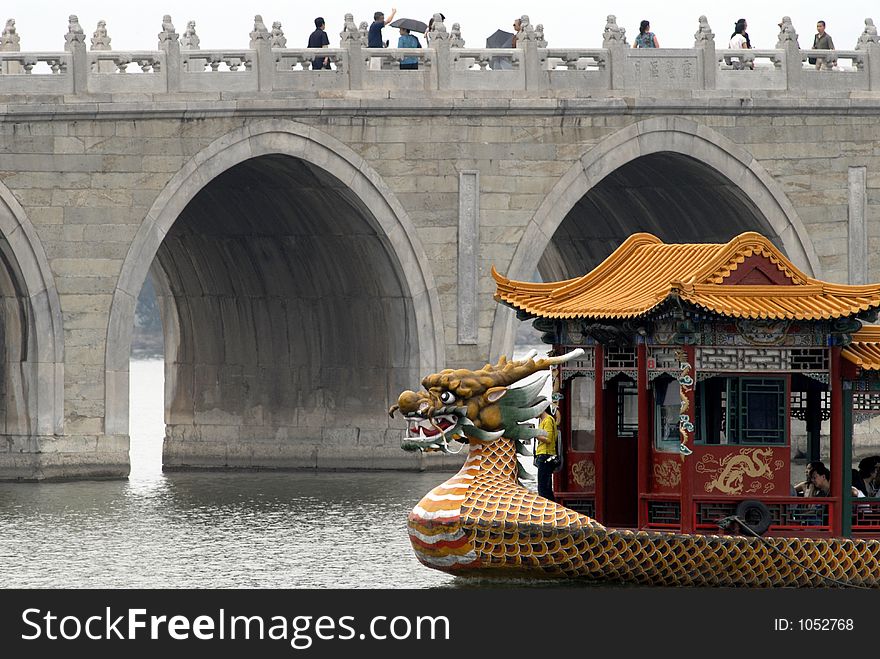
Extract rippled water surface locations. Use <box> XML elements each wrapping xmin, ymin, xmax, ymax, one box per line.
<box><xmin>0</xmin><ymin>360</ymin><xmax>464</xmax><ymax>589</ymax></box>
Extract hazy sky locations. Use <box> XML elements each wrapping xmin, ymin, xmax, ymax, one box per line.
<box><xmin>4</xmin><ymin>1</ymin><xmax>876</xmax><ymax>52</ymax></box>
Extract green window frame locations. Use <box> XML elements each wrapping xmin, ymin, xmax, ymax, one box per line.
<box><xmin>696</xmin><ymin>376</ymin><xmax>787</xmax><ymax>445</ymax></box>
<box><xmin>653</xmin><ymin>376</ymin><xmax>681</xmax><ymax>453</ymax></box>
<box><xmin>616</xmin><ymin>381</ymin><xmax>638</xmax><ymax>438</ymax></box>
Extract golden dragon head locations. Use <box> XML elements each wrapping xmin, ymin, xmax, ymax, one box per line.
<box><xmin>389</xmin><ymin>348</ymin><xmax>583</xmax><ymax>453</ymax></box>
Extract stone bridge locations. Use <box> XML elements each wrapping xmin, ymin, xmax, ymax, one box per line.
<box><xmin>0</xmin><ymin>13</ymin><xmax>878</xmax><ymax>479</ymax></box>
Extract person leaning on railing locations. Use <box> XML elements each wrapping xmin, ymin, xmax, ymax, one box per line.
<box><xmin>793</xmin><ymin>460</ymin><xmax>825</xmax><ymax>497</ymax></box>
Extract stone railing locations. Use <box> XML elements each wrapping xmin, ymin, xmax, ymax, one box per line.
<box><xmin>0</xmin><ymin>14</ymin><xmax>878</xmax><ymax>97</ymax></box>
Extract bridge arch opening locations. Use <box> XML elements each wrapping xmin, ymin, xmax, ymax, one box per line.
<box><xmin>109</xmin><ymin>122</ymin><xmax>444</xmax><ymax>470</ymax></box>
<box><xmin>538</xmin><ymin>151</ymin><xmax>779</xmax><ymax>281</ymax></box>
<box><xmin>494</xmin><ymin>117</ymin><xmax>819</xmax><ymax>361</ymax></box>
<box><xmin>0</xmin><ymin>187</ymin><xmax>63</xmax><ymax>457</ymax></box>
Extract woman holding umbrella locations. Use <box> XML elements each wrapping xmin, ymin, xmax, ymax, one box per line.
<box><xmin>397</xmin><ymin>27</ymin><xmax>421</xmax><ymax>69</ymax></box>
<box><xmin>390</xmin><ymin>17</ymin><xmax>427</xmax><ymax>70</ymax></box>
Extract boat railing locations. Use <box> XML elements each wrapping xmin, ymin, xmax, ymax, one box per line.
<box><xmin>641</xmin><ymin>494</ymin><xmax>835</xmax><ymax>535</ymax></box>
<box><xmin>851</xmin><ymin>499</ymin><xmax>880</xmax><ymax>534</ymax></box>
<box><xmin>554</xmin><ymin>492</ymin><xmax>595</xmax><ymax>518</ymax></box>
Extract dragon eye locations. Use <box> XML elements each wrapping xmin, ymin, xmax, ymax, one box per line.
<box><xmin>439</xmin><ymin>391</ymin><xmax>455</xmax><ymax>404</ymax></box>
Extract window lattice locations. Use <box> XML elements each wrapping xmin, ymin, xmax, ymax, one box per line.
<box><xmin>853</xmin><ymin>392</ymin><xmax>880</xmax><ymax>412</ymax></box>
<box><xmin>789</xmin><ymin>390</ymin><xmax>830</xmax><ymax>421</ymax></box>
<box><xmin>696</xmin><ymin>501</ymin><xmax>736</xmax><ymax>526</ymax></box>
<box><xmin>647</xmin><ymin>500</ymin><xmax>681</xmax><ymax>526</ymax></box>
<box><xmin>559</xmin><ymin>346</ymin><xmax>595</xmax><ymax>372</ymax></box>
<box><xmin>696</xmin><ymin>347</ymin><xmax>829</xmax><ymax>373</ymax></box>
<box><xmin>647</xmin><ymin>347</ymin><xmax>680</xmax><ymax>371</ymax></box>
<box><xmin>563</xmin><ymin>498</ymin><xmax>595</xmax><ymax>518</ymax></box>
<box><xmin>852</xmin><ymin>501</ymin><xmax>880</xmax><ymax>528</ymax></box>
<box><xmin>604</xmin><ymin>348</ymin><xmax>637</xmax><ymax>370</ymax></box>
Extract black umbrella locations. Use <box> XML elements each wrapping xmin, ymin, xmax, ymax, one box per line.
<box><xmin>390</xmin><ymin>18</ymin><xmax>428</xmax><ymax>33</ymax></box>
<box><xmin>486</xmin><ymin>29</ymin><xmax>514</xmax><ymax>48</ymax></box>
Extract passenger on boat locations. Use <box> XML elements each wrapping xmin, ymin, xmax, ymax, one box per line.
<box><xmin>857</xmin><ymin>455</ymin><xmax>880</xmax><ymax>496</ymax></box>
<box><xmin>809</xmin><ymin>464</ymin><xmax>864</xmax><ymax>498</ymax></box>
<box><xmin>535</xmin><ymin>406</ymin><xmax>559</xmax><ymax>502</ymax></box>
<box><xmin>809</xmin><ymin>464</ymin><xmax>831</xmax><ymax>496</ymax></box>
<box><xmin>794</xmin><ymin>460</ymin><xmax>825</xmax><ymax>497</ymax></box>
<box><xmin>852</xmin><ymin>468</ymin><xmax>869</xmax><ymax>497</ymax></box>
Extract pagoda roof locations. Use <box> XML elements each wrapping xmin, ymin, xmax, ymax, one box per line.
<box><xmin>493</xmin><ymin>232</ymin><xmax>880</xmax><ymax>321</ymax></box>
<box><xmin>843</xmin><ymin>326</ymin><xmax>880</xmax><ymax>370</ymax></box>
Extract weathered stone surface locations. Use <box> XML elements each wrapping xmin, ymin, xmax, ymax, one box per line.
<box><xmin>0</xmin><ymin>35</ymin><xmax>878</xmax><ymax>479</ymax></box>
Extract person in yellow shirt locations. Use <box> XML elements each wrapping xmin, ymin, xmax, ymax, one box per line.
<box><xmin>535</xmin><ymin>406</ymin><xmax>558</xmax><ymax>501</ymax></box>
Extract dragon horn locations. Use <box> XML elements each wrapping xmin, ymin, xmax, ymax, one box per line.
<box><xmin>477</xmin><ymin>348</ymin><xmax>585</xmax><ymax>389</ymax></box>
<box><xmin>534</xmin><ymin>348</ymin><xmax>585</xmax><ymax>368</ymax></box>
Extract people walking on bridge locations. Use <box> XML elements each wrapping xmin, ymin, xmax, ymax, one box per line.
<box><xmin>511</xmin><ymin>17</ymin><xmax>522</xmax><ymax>47</ymax></box>
<box><xmin>368</xmin><ymin>8</ymin><xmax>397</xmax><ymax>69</ymax></box>
<box><xmin>397</xmin><ymin>27</ymin><xmax>421</xmax><ymax>69</ymax></box>
<box><xmin>308</xmin><ymin>17</ymin><xmax>330</xmax><ymax>70</ymax></box>
<box><xmin>812</xmin><ymin>20</ymin><xmax>836</xmax><ymax>70</ymax></box>
<box><xmin>728</xmin><ymin>18</ymin><xmax>753</xmax><ymax>70</ymax></box>
<box><xmin>633</xmin><ymin>20</ymin><xmax>659</xmax><ymax>48</ymax></box>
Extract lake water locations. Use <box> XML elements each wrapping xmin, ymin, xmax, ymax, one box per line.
<box><xmin>0</xmin><ymin>359</ymin><xmax>471</xmax><ymax>589</ymax></box>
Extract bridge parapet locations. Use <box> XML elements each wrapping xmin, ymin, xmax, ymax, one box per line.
<box><xmin>0</xmin><ymin>14</ymin><xmax>878</xmax><ymax>98</ymax></box>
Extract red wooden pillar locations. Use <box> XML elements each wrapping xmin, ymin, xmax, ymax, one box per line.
<box><xmin>594</xmin><ymin>344</ymin><xmax>605</xmax><ymax>522</ymax></box>
<box><xmin>679</xmin><ymin>345</ymin><xmax>696</xmax><ymax>534</ymax></box>
<box><xmin>830</xmin><ymin>346</ymin><xmax>844</xmax><ymax>536</ymax></box>
<box><xmin>637</xmin><ymin>342</ymin><xmax>651</xmax><ymax>529</ymax></box>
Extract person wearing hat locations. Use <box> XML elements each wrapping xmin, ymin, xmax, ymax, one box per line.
<box><xmin>308</xmin><ymin>17</ymin><xmax>330</xmax><ymax>70</ymax></box>
<box><xmin>535</xmin><ymin>400</ymin><xmax>560</xmax><ymax>502</ymax></box>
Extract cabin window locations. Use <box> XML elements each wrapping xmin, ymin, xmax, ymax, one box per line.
<box><xmin>654</xmin><ymin>376</ymin><xmax>680</xmax><ymax>452</ymax></box>
<box><xmin>697</xmin><ymin>376</ymin><xmax>787</xmax><ymax>445</ymax></box>
<box><xmin>616</xmin><ymin>381</ymin><xmax>638</xmax><ymax>438</ymax></box>
<box><xmin>568</xmin><ymin>376</ymin><xmax>595</xmax><ymax>452</ymax></box>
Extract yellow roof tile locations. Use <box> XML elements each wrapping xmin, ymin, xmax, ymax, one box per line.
<box><xmin>843</xmin><ymin>326</ymin><xmax>880</xmax><ymax>370</ymax></box>
<box><xmin>493</xmin><ymin>232</ymin><xmax>880</xmax><ymax>321</ymax></box>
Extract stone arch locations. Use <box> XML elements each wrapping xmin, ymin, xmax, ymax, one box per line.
<box><xmin>0</xmin><ymin>184</ymin><xmax>63</xmax><ymax>437</ymax></box>
<box><xmin>105</xmin><ymin>119</ymin><xmax>445</xmax><ymax>442</ymax></box>
<box><xmin>490</xmin><ymin>116</ymin><xmax>820</xmax><ymax>360</ymax></box>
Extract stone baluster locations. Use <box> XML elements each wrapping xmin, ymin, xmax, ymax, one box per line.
<box><xmin>776</xmin><ymin>16</ymin><xmax>801</xmax><ymax>91</ymax></box>
<box><xmin>158</xmin><ymin>15</ymin><xmax>180</xmax><ymax>91</ymax></box>
<box><xmin>249</xmin><ymin>15</ymin><xmax>272</xmax><ymax>91</ymax></box>
<box><xmin>340</xmin><ymin>13</ymin><xmax>362</xmax><ymax>90</ymax></box>
<box><xmin>428</xmin><ymin>13</ymin><xmax>450</xmax><ymax>90</ymax></box>
<box><xmin>693</xmin><ymin>15</ymin><xmax>715</xmax><ymax>89</ymax></box>
<box><xmin>856</xmin><ymin>18</ymin><xmax>879</xmax><ymax>90</ymax></box>
<box><xmin>518</xmin><ymin>15</ymin><xmax>546</xmax><ymax>91</ymax></box>
<box><xmin>64</xmin><ymin>14</ymin><xmax>87</xmax><ymax>93</ymax></box>
<box><xmin>91</xmin><ymin>20</ymin><xmax>115</xmax><ymax>73</ymax></box>
<box><xmin>1</xmin><ymin>18</ymin><xmax>22</xmax><ymax>74</ymax></box>
<box><xmin>602</xmin><ymin>14</ymin><xmax>627</xmax><ymax>90</ymax></box>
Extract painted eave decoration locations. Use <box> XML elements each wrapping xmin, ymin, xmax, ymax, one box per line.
<box><xmin>493</xmin><ymin>232</ymin><xmax>880</xmax><ymax>322</ymax></box>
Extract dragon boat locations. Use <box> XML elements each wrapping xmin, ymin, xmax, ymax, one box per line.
<box><xmin>392</xmin><ymin>232</ymin><xmax>880</xmax><ymax>586</ymax></box>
